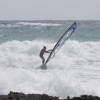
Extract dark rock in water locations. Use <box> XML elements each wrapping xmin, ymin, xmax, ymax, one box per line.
<box><xmin>70</xmin><ymin>95</ymin><xmax>100</xmax><ymax>100</ymax></box>
<box><xmin>0</xmin><ymin>91</ymin><xmax>100</xmax><ymax>100</ymax></box>
<box><xmin>0</xmin><ymin>91</ymin><xmax>59</xmax><ymax>100</ymax></box>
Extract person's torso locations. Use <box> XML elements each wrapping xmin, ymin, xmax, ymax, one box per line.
<box><xmin>40</xmin><ymin>49</ymin><xmax>45</xmax><ymax>56</ymax></box>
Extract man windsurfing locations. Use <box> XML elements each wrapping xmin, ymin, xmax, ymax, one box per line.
<box><xmin>39</xmin><ymin>46</ymin><xmax>52</xmax><ymax>64</ymax></box>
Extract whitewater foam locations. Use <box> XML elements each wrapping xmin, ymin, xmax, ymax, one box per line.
<box><xmin>0</xmin><ymin>22</ymin><xmax>61</xmax><ymax>28</ymax></box>
<box><xmin>17</xmin><ymin>22</ymin><xmax>61</xmax><ymax>26</ymax></box>
<box><xmin>0</xmin><ymin>40</ymin><xmax>100</xmax><ymax>98</ymax></box>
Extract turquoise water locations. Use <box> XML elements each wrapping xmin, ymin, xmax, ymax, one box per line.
<box><xmin>0</xmin><ymin>20</ymin><xmax>100</xmax><ymax>43</ymax></box>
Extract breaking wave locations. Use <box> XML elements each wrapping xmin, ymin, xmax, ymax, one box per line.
<box><xmin>0</xmin><ymin>40</ymin><xmax>100</xmax><ymax>98</ymax></box>
<box><xmin>0</xmin><ymin>22</ymin><xmax>61</xmax><ymax>28</ymax></box>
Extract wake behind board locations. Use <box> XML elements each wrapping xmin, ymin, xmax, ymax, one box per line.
<box><xmin>40</xmin><ymin>64</ymin><xmax>47</xmax><ymax>70</ymax></box>
<box><xmin>44</xmin><ymin>22</ymin><xmax>77</xmax><ymax>65</ymax></box>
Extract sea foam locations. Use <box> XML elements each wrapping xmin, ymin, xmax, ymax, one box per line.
<box><xmin>0</xmin><ymin>40</ymin><xmax>100</xmax><ymax>98</ymax></box>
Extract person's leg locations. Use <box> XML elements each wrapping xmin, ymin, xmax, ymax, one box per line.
<box><xmin>40</xmin><ymin>56</ymin><xmax>45</xmax><ymax>64</ymax></box>
<box><xmin>42</xmin><ymin>57</ymin><xmax>45</xmax><ymax>64</ymax></box>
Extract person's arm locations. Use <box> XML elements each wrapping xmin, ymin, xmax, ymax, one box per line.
<box><xmin>46</xmin><ymin>49</ymin><xmax>53</xmax><ymax>53</ymax></box>
<box><xmin>48</xmin><ymin>49</ymin><xmax>52</xmax><ymax>52</ymax></box>
<box><xmin>44</xmin><ymin>49</ymin><xmax>52</xmax><ymax>53</ymax></box>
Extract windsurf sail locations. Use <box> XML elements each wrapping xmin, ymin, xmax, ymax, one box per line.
<box><xmin>44</xmin><ymin>21</ymin><xmax>77</xmax><ymax>64</ymax></box>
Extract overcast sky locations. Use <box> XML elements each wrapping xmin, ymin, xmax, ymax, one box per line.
<box><xmin>0</xmin><ymin>0</ymin><xmax>99</xmax><ymax>20</ymax></box>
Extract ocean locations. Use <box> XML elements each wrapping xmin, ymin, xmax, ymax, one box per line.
<box><xmin>0</xmin><ymin>20</ymin><xmax>100</xmax><ymax>99</ymax></box>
